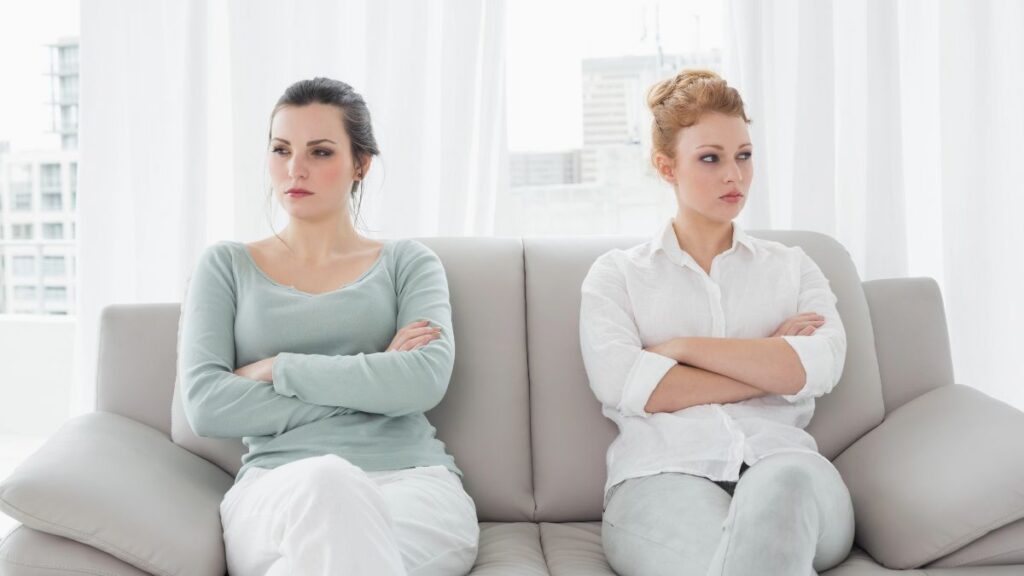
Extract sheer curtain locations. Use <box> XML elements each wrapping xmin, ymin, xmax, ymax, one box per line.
<box><xmin>724</xmin><ymin>0</ymin><xmax>1024</xmax><ymax>409</ymax></box>
<box><xmin>74</xmin><ymin>0</ymin><xmax>507</xmax><ymax>414</ymax></box>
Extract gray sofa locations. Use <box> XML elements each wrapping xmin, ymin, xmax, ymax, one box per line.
<box><xmin>3</xmin><ymin>232</ymin><xmax>1024</xmax><ymax>575</ymax></box>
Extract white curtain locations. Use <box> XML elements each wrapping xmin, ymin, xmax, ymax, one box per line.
<box><xmin>724</xmin><ymin>0</ymin><xmax>1024</xmax><ymax>409</ymax></box>
<box><xmin>74</xmin><ymin>0</ymin><xmax>507</xmax><ymax>414</ymax></box>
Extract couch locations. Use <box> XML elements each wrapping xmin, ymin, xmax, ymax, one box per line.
<box><xmin>3</xmin><ymin>232</ymin><xmax>1024</xmax><ymax>575</ymax></box>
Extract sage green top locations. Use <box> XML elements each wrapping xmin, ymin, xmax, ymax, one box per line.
<box><xmin>177</xmin><ymin>238</ymin><xmax>459</xmax><ymax>484</ymax></box>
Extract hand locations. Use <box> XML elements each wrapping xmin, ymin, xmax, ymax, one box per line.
<box><xmin>386</xmin><ymin>320</ymin><xmax>442</xmax><ymax>352</ymax></box>
<box><xmin>234</xmin><ymin>356</ymin><xmax>276</xmax><ymax>382</ymax></box>
<box><xmin>771</xmin><ymin>312</ymin><xmax>825</xmax><ymax>337</ymax></box>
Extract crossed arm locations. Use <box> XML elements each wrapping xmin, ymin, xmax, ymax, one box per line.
<box><xmin>580</xmin><ymin>252</ymin><xmax>845</xmax><ymax>417</ymax></box>
<box><xmin>642</xmin><ymin>318</ymin><xmax>820</xmax><ymax>414</ymax></box>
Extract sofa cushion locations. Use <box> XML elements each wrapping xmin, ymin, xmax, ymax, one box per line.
<box><xmin>834</xmin><ymin>385</ymin><xmax>1024</xmax><ymax>569</ymax></box>
<box><xmin>0</xmin><ymin>412</ymin><xmax>233</xmax><ymax>576</ymax></box>
<box><xmin>0</xmin><ymin>525</ymin><xmax>151</xmax><ymax>576</ymax></box>
<box><xmin>539</xmin><ymin>522</ymin><xmax>615</xmax><ymax>576</ymax></box>
<box><xmin>928</xmin><ymin>517</ymin><xmax>1024</xmax><ymax>568</ymax></box>
<box><xmin>469</xmin><ymin>522</ymin><xmax>548</xmax><ymax>575</ymax></box>
<box><xmin>421</xmin><ymin>238</ymin><xmax>536</xmax><ymax>522</ymax></box>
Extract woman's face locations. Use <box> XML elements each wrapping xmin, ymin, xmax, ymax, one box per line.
<box><xmin>656</xmin><ymin>111</ymin><xmax>753</xmax><ymax>226</ymax></box>
<box><xmin>268</xmin><ymin>103</ymin><xmax>366</xmax><ymax>221</ymax></box>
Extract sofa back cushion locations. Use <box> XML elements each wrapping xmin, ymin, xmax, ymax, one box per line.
<box><xmin>165</xmin><ymin>237</ymin><xmax>536</xmax><ymax>522</ymax></box>
<box><xmin>526</xmin><ymin>231</ymin><xmax>886</xmax><ymax>522</ymax></box>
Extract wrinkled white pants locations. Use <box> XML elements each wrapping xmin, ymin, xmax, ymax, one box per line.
<box><xmin>219</xmin><ymin>454</ymin><xmax>480</xmax><ymax>576</ymax></box>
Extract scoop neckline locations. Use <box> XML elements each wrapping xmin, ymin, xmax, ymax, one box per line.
<box><xmin>233</xmin><ymin>239</ymin><xmax>393</xmax><ymax>297</ymax></box>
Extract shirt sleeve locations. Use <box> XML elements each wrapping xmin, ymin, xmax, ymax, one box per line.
<box><xmin>271</xmin><ymin>240</ymin><xmax>455</xmax><ymax>417</ymax></box>
<box><xmin>579</xmin><ymin>254</ymin><xmax>677</xmax><ymax>417</ymax></box>
<box><xmin>178</xmin><ymin>243</ymin><xmax>346</xmax><ymax>438</ymax></box>
<box><xmin>779</xmin><ymin>248</ymin><xmax>848</xmax><ymax>403</ymax></box>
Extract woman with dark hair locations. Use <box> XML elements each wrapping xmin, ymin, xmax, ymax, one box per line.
<box><xmin>178</xmin><ymin>77</ymin><xmax>479</xmax><ymax>576</ymax></box>
<box><xmin>580</xmin><ymin>69</ymin><xmax>855</xmax><ymax>575</ymax></box>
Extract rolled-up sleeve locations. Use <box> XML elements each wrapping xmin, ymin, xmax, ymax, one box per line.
<box><xmin>780</xmin><ymin>248</ymin><xmax>847</xmax><ymax>403</ymax></box>
<box><xmin>580</xmin><ymin>255</ymin><xmax>677</xmax><ymax>417</ymax></box>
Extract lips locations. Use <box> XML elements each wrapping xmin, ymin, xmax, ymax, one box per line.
<box><xmin>286</xmin><ymin>188</ymin><xmax>313</xmax><ymax>196</ymax></box>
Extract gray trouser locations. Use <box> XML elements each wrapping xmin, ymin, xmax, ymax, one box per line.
<box><xmin>602</xmin><ymin>452</ymin><xmax>855</xmax><ymax>576</ymax></box>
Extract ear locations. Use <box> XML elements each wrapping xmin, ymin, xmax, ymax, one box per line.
<box><xmin>355</xmin><ymin>156</ymin><xmax>373</xmax><ymax>181</ymax></box>
<box><xmin>654</xmin><ymin>152</ymin><xmax>676</xmax><ymax>184</ymax></box>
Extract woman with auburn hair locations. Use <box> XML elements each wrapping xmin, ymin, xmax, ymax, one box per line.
<box><xmin>579</xmin><ymin>69</ymin><xmax>855</xmax><ymax>575</ymax></box>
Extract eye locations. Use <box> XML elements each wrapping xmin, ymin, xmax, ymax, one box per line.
<box><xmin>312</xmin><ymin>148</ymin><xmax>334</xmax><ymax>157</ymax></box>
<box><xmin>700</xmin><ymin>154</ymin><xmax>719</xmax><ymax>163</ymax></box>
<box><xmin>738</xmin><ymin>151</ymin><xmax>752</xmax><ymax>160</ymax></box>
<box><xmin>271</xmin><ymin>146</ymin><xmax>289</xmax><ymax>156</ymax></box>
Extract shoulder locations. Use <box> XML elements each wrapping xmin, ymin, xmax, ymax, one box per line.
<box><xmin>583</xmin><ymin>239</ymin><xmax>654</xmax><ymax>290</ymax></box>
<box><xmin>744</xmin><ymin>235</ymin><xmax>809</xmax><ymax>265</ymax></box>
<box><xmin>196</xmin><ymin>240</ymin><xmax>240</xmax><ymax>270</ymax></box>
<box><xmin>390</xmin><ymin>238</ymin><xmax>443</xmax><ymax>269</ymax></box>
<box><xmin>387</xmin><ymin>239</ymin><xmax>447</xmax><ymax>290</ymax></box>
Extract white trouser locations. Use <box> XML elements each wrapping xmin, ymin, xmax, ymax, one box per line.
<box><xmin>603</xmin><ymin>451</ymin><xmax>855</xmax><ymax>576</ymax></box>
<box><xmin>219</xmin><ymin>454</ymin><xmax>480</xmax><ymax>576</ymax></box>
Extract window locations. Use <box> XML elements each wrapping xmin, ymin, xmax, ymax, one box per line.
<box><xmin>501</xmin><ymin>0</ymin><xmax>724</xmax><ymax>236</ymax></box>
<box><xmin>70</xmin><ymin>162</ymin><xmax>77</xmax><ymax>209</ymax></box>
<box><xmin>42</xmin><ymin>192</ymin><xmax>63</xmax><ymax>211</ymax></box>
<box><xmin>10</xmin><ymin>164</ymin><xmax>33</xmax><ymax>211</ymax></box>
<box><xmin>44</xmin><ymin>286</ymin><xmax>67</xmax><ymax>302</ymax></box>
<box><xmin>59</xmin><ymin>44</ymin><xmax>78</xmax><ymax>74</ymax></box>
<box><xmin>60</xmin><ymin>76</ymin><xmax>78</xmax><ymax>104</ymax></box>
<box><xmin>12</xmin><ymin>224</ymin><xmax>34</xmax><ymax>240</ymax></box>
<box><xmin>13</xmin><ymin>256</ymin><xmax>36</xmax><ymax>277</ymax></box>
<box><xmin>42</xmin><ymin>256</ymin><xmax>66</xmax><ymax>276</ymax></box>
<box><xmin>40</xmin><ymin>164</ymin><xmax>61</xmax><ymax>191</ymax></box>
<box><xmin>43</xmin><ymin>223</ymin><xmax>64</xmax><ymax>239</ymax></box>
<box><xmin>11</xmin><ymin>183</ymin><xmax>32</xmax><ymax>211</ymax></box>
<box><xmin>14</xmin><ymin>286</ymin><xmax>37</xmax><ymax>301</ymax></box>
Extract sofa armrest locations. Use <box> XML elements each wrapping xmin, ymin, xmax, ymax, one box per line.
<box><xmin>833</xmin><ymin>384</ymin><xmax>1024</xmax><ymax>569</ymax></box>
<box><xmin>0</xmin><ymin>411</ymin><xmax>233</xmax><ymax>576</ymax></box>
<box><xmin>862</xmin><ymin>277</ymin><xmax>955</xmax><ymax>415</ymax></box>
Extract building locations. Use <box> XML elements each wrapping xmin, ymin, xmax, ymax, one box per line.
<box><xmin>509</xmin><ymin>150</ymin><xmax>582</xmax><ymax>187</ymax></box>
<box><xmin>499</xmin><ymin>51</ymin><xmax>722</xmax><ymax>237</ymax></box>
<box><xmin>580</xmin><ymin>51</ymin><xmax>721</xmax><ymax>182</ymax></box>
<box><xmin>0</xmin><ymin>37</ymin><xmax>79</xmax><ymax>315</ymax></box>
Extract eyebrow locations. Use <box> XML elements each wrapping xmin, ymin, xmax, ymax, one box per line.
<box><xmin>696</xmin><ymin>143</ymin><xmax>753</xmax><ymax>150</ymax></box>
<box><xmin>271</xmin><ymin>138</ymin><xmax>338</xmax><ymax>146</ymax></box>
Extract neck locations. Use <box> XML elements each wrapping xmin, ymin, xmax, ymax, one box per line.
<box><xmin>279</xmin><ymin>214</ymin><xmax>363</xmax><ymax>264</ymax></box>
<box><xmin>672</xmin><ymin>208</ymin><xmax>734</xmax><ymax>260</ymax></box>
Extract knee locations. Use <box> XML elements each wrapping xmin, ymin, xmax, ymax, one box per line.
<box><xmin>737</xmin><ymin>460</ymin><xmax>818</xmax><ymax>518</ymax></box>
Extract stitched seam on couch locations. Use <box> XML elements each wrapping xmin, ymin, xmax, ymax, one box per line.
<box><xmin>0</xmin><ymin>555</ymin><xmax>130</xmax><ymax>576</ymax></box>
<box><xmin>917</xmin><ymin>507</ymin><xmax>1024</xmax><ymax>569</ymax></box>
<box><xmin>0</xmin><ymin>498</ymin><xmax>171</xmax><ymax>576</ymax></box>
<box><xmin>939</xmin><ymin>542</ymin><xmax>1024</xmax><ymax>568</ymax></box>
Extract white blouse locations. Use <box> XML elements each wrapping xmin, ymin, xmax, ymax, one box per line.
<box><xmin>579</xmin><ymin>218</ymin><xmax>846</xmax><ymax>507</ymax></box>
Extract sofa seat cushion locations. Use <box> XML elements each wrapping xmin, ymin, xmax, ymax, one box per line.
<box><xmin>539</xmin><ymin>522</ymin><xmax>615</xmax><ymax>575</ymax></box>
<box><xmin>468</xmin><ymin>522</ymin><xmax>548</xmax><ymax>575</ymax></box>
<box><xmin>834</xmin><ymin>385</ymin><xmax>1024</xmax><ymax>569</ymax></box>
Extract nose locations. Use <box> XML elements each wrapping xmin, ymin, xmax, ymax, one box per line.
<box><xmin>287</xmin><ymin>154</ymin><xmax>308</xmax><ymax>180</ymax></box>
<box><xmin>723</xmin><ymin>159</ymin><xmax>743</xmax><ymax>184</ymax></box>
